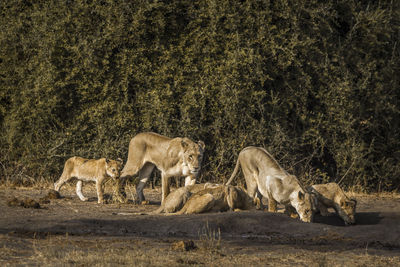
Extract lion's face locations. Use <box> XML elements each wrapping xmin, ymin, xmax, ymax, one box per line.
<box><xmin>181</xmin><ymin>139</ymin><xmax>205</xmax><ymax>176</ymax></box>
<box><xmin>338</xmin><ymin>199</ymin><xmax>357</xmax><ymax>225</ymax></box>
<box><xmin>105</xmin><ymin>158</ymin><xmax>123</xmax><ymax>179</ymax></box>
<box><xmin>293</xmin><ymin>190</ymin><xmax>314</xmax><ymax>223</ymax></box>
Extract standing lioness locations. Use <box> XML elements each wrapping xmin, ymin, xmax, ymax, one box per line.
<box><xmin>118</xmin><ymin>132</ymin><xmax>205</xmax><ymax>204</ymax></box>
<box><xmin>226</xmin><ymin>146</ymin><xmax>314</xmax><ymax>222</ymax></box>
<box><xmin>54</xmin><ymin>157</ymin><xmax>122</xmax><ymax>203</ymax></box>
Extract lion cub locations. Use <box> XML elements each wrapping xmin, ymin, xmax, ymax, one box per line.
<box><xmin>309</xmin><ymin>183</ymin><xmax>357</xmax><ymax>225</ymax></box>
<box><xmin>54</xmin><ymin>156</ymin><xmax>122</xmax><ymax>204</ymax></box>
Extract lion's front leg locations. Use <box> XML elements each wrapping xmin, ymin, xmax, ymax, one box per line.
<box><xmin>317</xmin><ymin>201</ymin><xmax>332</xmax><ymax>216</ymax></box>
<box><xmin>284</xmin><ymin>205</ymin><xmax>299</xmax><ymax>219</ymax></box>
<box><xmin>76</xmin><ymin>180</ymin><xmax>88</xmax><ymax>201</ymax></box>
<box><xmin>184</xmin><ymin>175</ymin><xmax>196</xmax><ymax>186</ymax></box>
<box><xmin>267</xmin><ymin>191</ymin><xmax>277</xmax><ymax>212</ymax></box>
<box><xmin>96</xmin><ymin>179</ymin><xmax>104</xmax><ymax>204</ymax></box>
<box><xmin>161</xmin><ymin>174</ymin><xmax>171</xmax><ymax>204</ymax></box>
<box><xmin>268</xmin><ymin>197</ymin><xmax>278</xmax><ymax>212</ymax></box>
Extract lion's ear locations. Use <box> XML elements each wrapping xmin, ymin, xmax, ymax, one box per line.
<box><xmin>198</xmin><ymin>140</ymin><xmax>205</xmax><ymax>150</ymax></box>
<box><xmin>116</xmin><ymin>158</ymin><xmax>123</xmax><ymax>167</ymax></box>
<box><xmin>105</xmin><ymin>158</ymin><xmax>110</xmax><ymax>164</ymax></box>
<box><xmin>298</xmin><ymin>191</ymin><xmax>305</xmax><ymax>200</ymax></box>
<box><xmin>181</xmin><ymin>139</ymin><xmax>189</xmax><ymax>150</ymax></box>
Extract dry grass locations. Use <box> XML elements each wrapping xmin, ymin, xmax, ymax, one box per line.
<box><xmin>354</xmin><ymin>191</ymin><xmax>400</xmax><ymax>199</ymax></box>
<box><xmin>1</xmin><ymin>234</ymin><xmax>399</xmax><ymax>267</ymax></box>
<box><xmin>1</xmin><ymin>183</ymin><xmax>400</xmax><ymax>266</ymax></box>
<box><xmin>198</xmin><ymin>221</ymin><xmax>221</xmax><ymax>252</ymax></box>
<box><xmin>344</xmin><ymin>187</ymin><xmax>400</xmax><ymax>200</ymax></box>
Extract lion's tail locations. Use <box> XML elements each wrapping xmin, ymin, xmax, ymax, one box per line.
<box><xmin>167</xmin><ymin>205</ymin><xmax>186</xmax><ymax>216</ymax></box>
<box><xmin>225</xmin><ymin>157</ymin><xmax>241</xmax><ymax>185</ymax></box>
<box><xmin>149</xmin><ymin>205</ymin><xmax>165</xmax><ymax>215</ymax></box>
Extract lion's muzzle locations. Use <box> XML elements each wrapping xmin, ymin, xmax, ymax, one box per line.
<box><xmin>344</xmin><ymin>216</ymin><xmax>356</xmax><ymax>225</ymax></box>
<box><xmin>190</xmin><ymin>168</ymin><xmax>200</xmax><ymax>175</ymax></box>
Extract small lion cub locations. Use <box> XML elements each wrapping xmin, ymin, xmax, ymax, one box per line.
<box><xmin>309</xmin><ymin>182</ymin><xmax>357</xmax><ymax>225</ymax></box>
<box><xmin>54</xmin><ymin>156</ymin><xmax>123</xmax><ymax>204</ymax></box>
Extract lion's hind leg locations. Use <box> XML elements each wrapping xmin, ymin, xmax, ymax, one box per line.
<box><xmin>172</xmin><ymin>193</ymin><xmax>215</xmax><ymax>215</ymax></box>
<box><xmin>116</xmin><ymin>159</ymin><xmax>145</xmax><ymax>203</ymax></box>
<box><xmin>54</xmin><ymin>175</ymin><xmax>68</xmax><ymax>192</ymax></box>
<box><xmin>54</xmin><ymin>160</ymin><xmax>74</xmax><ymax>192</ymax></box>
<box><xmin>136</xmin><ymin>163</ymin><xmax>155</xmax><ymax>204</ymax></box>
<box><xmin>150</xmin><ymin>205</ymin><xmax>165</xmax><ymax>214</ymax></box>
<box><xmin>244</xmin><ymin>174</ymin><xmax>263</xmax><ymax>210</ymax></box>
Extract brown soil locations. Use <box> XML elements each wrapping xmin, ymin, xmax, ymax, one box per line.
<box><xmin>0</xmin><ymin>185</ymin><xmax>399</xmax><ymax>266</ymax></box>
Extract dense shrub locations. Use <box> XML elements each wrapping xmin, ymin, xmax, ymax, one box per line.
<box><xmin>1</xmin><ymin>0</ymin><xmax>399</xmax><ymax>191</ymax></box>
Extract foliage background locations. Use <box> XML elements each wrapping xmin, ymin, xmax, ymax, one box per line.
<box><xmin>1</xmin><ymin>0</ymin><xmax>399</xmax><ymax>191</ymax></box>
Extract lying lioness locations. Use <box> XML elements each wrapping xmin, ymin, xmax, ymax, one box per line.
<box><xmin>151</xmin><ymin>186</ymin><xmax>192</xmax><ymax>214</ymax></box>
<box><xmin>309</xmin><ymin>182</ymin><xmax>357</xmax><ymax>225</ymax></box>
<box><xmin>172</xmin><ymin>185</ymin><xmax>254</xmax><ymax>215</ymax></box>
<box><xmin>54</xmin><ymin>156</ymin><xmax>122</xmax><ymax>204</ymax></box>
<box><xmin>151</xmin><ymin>183</ymin><xmax>221</xmax><ymax>214</ymax></box>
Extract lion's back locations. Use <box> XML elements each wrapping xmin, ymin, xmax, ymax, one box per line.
<box><xmin>131</xmin><ymin>132</ymin><xmax>172</xmax><ymax>147</ymax></box>
<box><xmin>312</xmin><ymin>183</ymin><xmax>344</xmax><ymax>205</ymax></box>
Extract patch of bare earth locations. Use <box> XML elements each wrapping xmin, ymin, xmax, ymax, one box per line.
<box><xmin>0</xmin><ymin>184</ymin><xmax>399</xmax><ymax>266</ymax></box>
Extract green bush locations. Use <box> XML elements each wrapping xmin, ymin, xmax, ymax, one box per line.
<box><xmin>1</xmin><ymin>0</ymin><xmax>399</xmax><ymax>191</ymax></box>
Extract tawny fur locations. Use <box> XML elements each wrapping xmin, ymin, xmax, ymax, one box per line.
<box><xmin>226</xmin><ymin>146</ymin><xmax>314</xmax><ymax>222</ymax></box>
<box><xmin>151</xmin><ymin>187</ymin><xmax>192</xmax><ymax>214</ymax></box>
<box><xmin>117</xmin><ymin>132</ymin><xmax>205</xmax><ymax>204</ymax></box>
<box><xmin>150</xmin><ymin>183</ymin><xmax>221</xmax><ymax>214</ymax></box>
<box><xmin>309</xmin><ymin>183</ymin><xmax>357</xmax><ymax>225</ymax></box>
<box><xmin>171</xmin><ymin>185</ymin><xmax>254</xmax><ymax>215</ymax></box>
<box><xmin>54</xmin><ymin>157</ymin><xmax>122</xmax><ymax>204</ymax></box>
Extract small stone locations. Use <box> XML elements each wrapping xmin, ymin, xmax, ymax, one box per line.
<box><xmin>172</xmin><ymin>240</ymin><xmax>196</xmax><ymax>251</ymax></box>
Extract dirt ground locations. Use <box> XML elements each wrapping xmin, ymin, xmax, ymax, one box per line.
<box><xmin>0</xmin><ymin>184</ymin><xmax>400</xmax><ymax>266</ymax></box>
